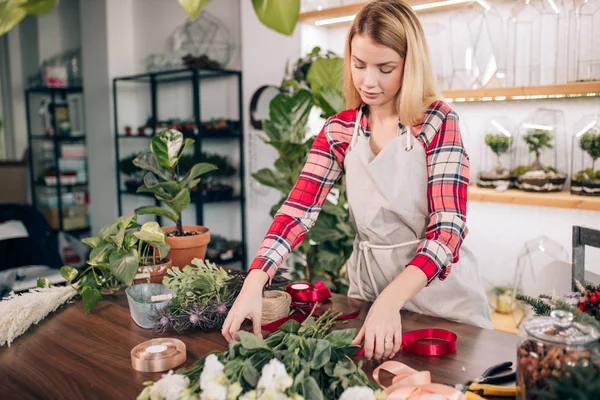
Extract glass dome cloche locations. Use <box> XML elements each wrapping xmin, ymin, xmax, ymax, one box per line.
<box><xmin>477</xmin><ymin>117</ymin><xmax>516</xmax><ymax>189</ymax></box>
<box><xmin>512</xmin><ymin>108</ymin><xmax>568</xmax><ymax>192</ymax></box>
<box><xmin>571</xmin><ymin>115</ymin><xmax>600</xmax><ymax>196</ymax></box>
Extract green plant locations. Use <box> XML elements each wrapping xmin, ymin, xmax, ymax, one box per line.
<box><xmin>522</xmin><ymin>129</ymin><xmax>554</xmax><ymax>171</ymax></box>
<box><xmin>133</xmin><ymin>129</ymin><xmax>217</xmax><ymax>235</ymax></box>
<box><xmin>252</xmin><ymin>50</ymin><xmax>353</xmax><ymax>293</ymax></box>
<box><xmin>579</xmin><ymin>128</ymin><xmax>600</xmax><ymax>173</ymax></box>
<box><xmin>485</xmin><ymin>133</ymin><xmax>512</xmax><ymax>173</ymax></box>
<box><xmin>119</xmin><ymin>153</ymin><xmax>144</xmax><ymax>179</ymax></box>
<box><xmin>1</xmin><ymin>0</ymin><xmax>300</xmax><ymax>36</ymax></box>
<box><xmin>532</xmin><ymin>364</ymin><xmax>600</xmax><ymax>400</ymax></box>
<box><xmin>55</xmin><ymin>216</ymin><xmax>171</xmax><ymax>313</ymax></box>
<box><xmin>145</xmin><ymin>310</ymin><xmax>380</xmax><ymax>400</ymax></box>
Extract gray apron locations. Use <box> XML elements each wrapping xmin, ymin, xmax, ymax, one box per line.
<box><xmin>344</xmin><ymin>109</ymin><xmax>492</xmax><ymax>329</ymax></box>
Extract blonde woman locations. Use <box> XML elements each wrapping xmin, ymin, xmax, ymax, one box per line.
<box><xmin>223</xmin><ymin>0</ymin><xmax>492</xmax><ymax>360</ymax></box>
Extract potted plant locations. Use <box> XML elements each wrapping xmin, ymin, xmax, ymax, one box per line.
<box><xmin>477</xmin><ymin>133</ymin><xmax>512</xmax><ymax>188</ymax></box>
<box><xmin>572</xmin><ymin>128</ymin><xmax>600</xmax><ymax>196</ymax></box>
<box><xmin>54</xmin><ymin>216</ymin><xmax>171</xmax><ymax>313</ymax></box>
<box><xmin>513</xmin><ymin>128</ymin><xmax>567</xmax><ymax>192</ymax></box>
<box><xmin>201</xmin><ymin>152</ymin><xmax>236</xmax><ymax>201</ymax></box>
<box><xmin>119</xmin><ymin>152</ymin><xmax>144</xmax><ymax>192</ymax></box>
<box><xmin>133</xmin><ymin>129</ymin><xmax>217</xmax><ymax>267</ymax></box>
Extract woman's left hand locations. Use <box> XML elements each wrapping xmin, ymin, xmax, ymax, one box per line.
<box><xmin>351</xmin><ymin>294</ymin><xmax>402</xmax><ymax>360</ymax></box>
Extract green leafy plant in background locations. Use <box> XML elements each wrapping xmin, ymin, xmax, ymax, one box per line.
<box><xmin>252</xmin><ymin>48</ymin><xmax>353</xmax><ymax>293</ymax></box>
<box><xmin>1</xmin><ymin>0</ymin><xmax>300</xmax><ymax>36</ymax></box>
<box><xmin>577</xmin><ymin>128</ymin><xmax>600</xmax><ymax>179</ymax></box>
<box><xmin>522</xmin><ymin>128</ymin><xmax>554</xmax><ymax>171</ymax></box>
<box><xmin>40</xmin><ymin>216</ymin><xmax>171</xmax><ymax>313</ymax></box>
<box><xmin>484</xmin><ymin>133</ymin><xmax>512</xmax><ymax>174</ymax></box>
<box><xmin>132</xmin><ymin>129</ymin><xmax>216</xmax><ymax>235</ymax></box>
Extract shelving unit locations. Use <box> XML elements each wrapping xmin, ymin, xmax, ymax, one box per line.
<box><xmin>112</xmin><ymin>67</ymin><xmax>247</xmax><ymax>271</ymax></box>
<box><xmin>25</xmin><ymin>86</ymin><xmax>90</xmax><ymax>236</ymax></box>
<box><xmin>443</xmin><ymin>81</ymin><xmax>600</xmax><ymax>102</ymax></box>
<box><xmin>468</xmin><ymin>186</ymin><xmax>600</xmax><ymax>211</ymax></box>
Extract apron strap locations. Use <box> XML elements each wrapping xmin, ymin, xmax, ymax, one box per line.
<box><xmin>356</xmin><ymin>239</ymin><xmax>423</xmax><ymax>299</ymax></box>
<box><xmin>350</xmin><ymin>108</ymin><xmax>362</xmax><ymax>150</ymax></box>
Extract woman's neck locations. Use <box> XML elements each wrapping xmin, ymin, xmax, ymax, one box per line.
<box><xmin>367</xmin><ymin>102</ymin><xmax>398</xmax><ymax>126</ymax></box>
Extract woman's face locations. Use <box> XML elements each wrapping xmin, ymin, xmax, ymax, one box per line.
<box><xmin>350</xmin><ymin>34</ymin><xmax>404</xmax><ymax>109</ymax></box>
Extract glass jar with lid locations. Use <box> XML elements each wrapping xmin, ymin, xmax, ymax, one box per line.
<box><xmin>517</xmin><ymin>310</ymin><xmax>600</xmax><ymax>399</ymax></box>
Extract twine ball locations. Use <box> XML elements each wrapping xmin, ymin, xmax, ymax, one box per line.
<box><xmin>261</xmin><ymin>290</ymin><xmax>292</xmax><ymax>324</ymax></box>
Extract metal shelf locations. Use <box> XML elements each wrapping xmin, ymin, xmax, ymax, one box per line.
<box><xmin>114</xmin><ymin>67</ymin><xmax>240</xmax><ymax>84</ymax></box>
<box><xmin>32</xmin><ymin>135</ymin><xmax>86</xmax><ymax>142</ymax></box>
<box><xmin>122</xmin><ymin>189</ymin><xmax>243</xmax><ymax>204</ymax></box>
<box><xmin>117</xmin><ymin>127</ymin><xmax>240</xmax><ymax>140</ymax></box>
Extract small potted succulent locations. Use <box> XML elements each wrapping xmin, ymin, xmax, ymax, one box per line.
<box><xmin>572</xmin><ymin>128</ymin><xmax>600</xmax><ymax>196</ymax></box>
<box><xmin>513</xmin><ymin>128</ymin><xmax>567</xmax><ymax>192</ymax></box>
<box><xmin>119</xmin><ymin>152</ymin><xmax>144</xmax><ymax>192</ymax></box>
<box><xmin>133</xmin><ymin>129</ymin><xmax>217</xmax><ymax>267</ymax></box>
<box><xmin>477</xmin><ymin>133</ymin><xmax>512</xmax><ymax>188</ymax></box>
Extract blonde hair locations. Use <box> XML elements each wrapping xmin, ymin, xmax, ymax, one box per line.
<box><xmin>343</xmin><ymin>0</ymin><xmax>441</xmax><ymax>126</ymax></box>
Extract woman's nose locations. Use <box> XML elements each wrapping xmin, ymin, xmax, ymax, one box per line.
<box><xmin>363</xmin><ymin>68</ymin><xmax>378</xmax><ymax>88</ymax></box>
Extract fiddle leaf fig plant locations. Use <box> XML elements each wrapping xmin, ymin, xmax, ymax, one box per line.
<box><xmin>253</xmin><ymin>49</ymin><xmax>353</xmax><ymax>293</ymax></box>
<box><xmin>133</xmin><ymin>129</ymin><xmax>217</xmax><ymax>235</ymax></box>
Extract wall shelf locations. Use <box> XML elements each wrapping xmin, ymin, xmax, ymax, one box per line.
<box><xmin>299</xmin><ymin>0</ymin><xmax>497</xmax><ymax>25</ymax></box>
<box><xmin>468</xmin><ymin>186</ymin><xmax>600</xmax><ymax>211</ymax></box>
<box><xmin>443</xmin><ymin>81</ymin><xmax>600</xmax><ymax>102</ymax></box>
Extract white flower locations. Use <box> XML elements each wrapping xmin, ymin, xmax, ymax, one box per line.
<box><xmin>148</xmin><ymin>371</ymin><xmax>190</xmax><ymax>400</ymax></box>
<box><xmin>199</xmin><ymin>381</ymin><xmax>227</xmax><ymax>400</ymax></box>
<box><xmin>287</xmin><ymin>395</ymin><xmax>304</xmax><ymax>400</ymax></box>
<box><xmin>240</xmin><ymin>391</ymin><xmax>257</xmax><ymax>400</ymax></box>
<box><xmin>257</xmin><ymin>359</ymin><xmax>293</xmax><ymax>392</ymax></box>
<box><xmin>200</xmin><ymin>354</ymin><xmax>228</xmax><ymax>392</ymax></box>
<box><xmin>227</xmin><ymin>382</ymin><xmax>243</xmax><ymax>400</ymax></box>
<box><xmin>256</xmin><ymin>389</ymin><xmax>288</xmax><ymax>400</ymax></box>
<box><xmin>339</xmin><ymin>386</ymin><xmax>378</xmax><ymax>400</ymax></box>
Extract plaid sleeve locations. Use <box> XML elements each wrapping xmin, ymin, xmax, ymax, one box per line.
<box><xmin>249</xmin><ymin>113</ymin><xmax>353</xmax><ymax>282</ymax></box>
<box><xmin>408</xmin><ymin>108</ymin><xmax>470</xmax><ymax>284</ymax></box>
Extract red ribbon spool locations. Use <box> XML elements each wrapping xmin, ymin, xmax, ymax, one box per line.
<box><xmin>286</xmin><ymin>280</ymin><xmax>332</xmax><ymax>303</ymax></box>
<box><xmin>355</xmin><ymin>328</ymin><xmax>457</xmax><ymax>357</ymax></box>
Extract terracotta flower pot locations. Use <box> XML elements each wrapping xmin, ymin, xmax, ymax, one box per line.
<box><xmin>161</xmin><ymin>225</ymin><xmax>211</xmax><ymax>268</ymax></box>
<box><xmin>133</xmin><ymin>258</ymin><xmax>172</xmax><ymax>285</ymax></box>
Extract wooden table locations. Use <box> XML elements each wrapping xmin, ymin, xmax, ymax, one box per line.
<box><xmin>0</xmin><ymin>292</ymin><xmax>519</xmax><ymax>399</ymax></box>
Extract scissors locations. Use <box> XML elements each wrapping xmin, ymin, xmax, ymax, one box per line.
<box><xmin>456</xmin><ymin>361</ymin><xmax>517</xmax><ymax>399</ymax></box>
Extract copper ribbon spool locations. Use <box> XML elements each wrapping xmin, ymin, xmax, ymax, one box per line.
<box><xmin>131</xmin><ymin>338</ymin><xmax>187</xmax><ymax>372</ymax></box>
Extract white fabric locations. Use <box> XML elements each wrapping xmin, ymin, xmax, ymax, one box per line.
<box><xmin>0</xmin><ymin>220</ymin><xmax>28</xmax><ymax>241</ymax></box>
<box><xmin>344</xmin><ymin>109</ymin><xmax>492</xmax><ymax>329</ymax></box>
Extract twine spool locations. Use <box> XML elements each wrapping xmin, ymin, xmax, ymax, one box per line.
<box><xmin>261</xmin><ymin>291</ymin><xmax>292</xmax><ymax>324</ymax></box>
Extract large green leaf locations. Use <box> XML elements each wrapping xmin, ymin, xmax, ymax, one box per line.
<box><xmin>252</xmin><ymin>0</ymin><xmax>300</xmax><ymax>36</ymax></box>
<box><xmin>135</xmin><ymin>206</ymin><xmax>179</xmax><ymax>223</ymax></box>
<box><xmin>81</xmin><ymin>235</ymin><xmax>101</xmax><ymax>248</ymax></box>
<box><xmin>269</xmin><ymin>90</ymin><xmax>314</xmax><ymax>143</ymax></box>
<box><xmin>252</xmin><ymin>168</ymin><xmax>290</xmax><ymax>193</ymax></box>
<box><xmin>87</xmin><ymin>241</ymin><xmax>111</xmax><ymax>266</ymax></box>
<box><xmin>152</xmin><ymin>242</ymin><xmax>170</xmax><ymax>259</ymax></box>
<box><xmin>133</xmin><ymin>152</ymin><xmax>171</xmax><ymax>181</ymax></box>
<box><xmin>238</xmin><ymin>331</ymin><xmax>269</xmax><ymax>350</ymax></box>
<box><xmin>0</xmin><ymin>0</ymin><xmax>26</xmax><ymax>36</ymax></box>
<box><xmin>151</xmin><ymin>129</ymin><xmax>184</xmax><ymax>169</ymax></box>
<box><xmin>140</xmin><ymin>172</ymin><xmax>179</xmax><ymax>198</ymax></box>
<box><xmin>167</xmin><ymin>187</ymin><xmax>191</xmax><ymax>215</ymax></box>
<box><xmin>309</xmin><ymin>339</ymin><xmax>332</xmax><ymax>370</ymax></box>
<box><xmin>301</xmin><ymin>376</ymin><xmax>323</xmax><ymax>400</ymax></box>
<box><xmin>133</xmin><ymin>222</ymin><xmax>165</xmax><ymax>243</ymax></box>
<box><xmin>81</xmin><ymin>286</ymin><xmax>102</xmax><ymax>314</ymax></box>
<box><xmin>98</xmin><ymin>220</ymin><xmax>119</xmax><ymax>240</ymax></box>
<box><xmin>20</xmin><ymin>0</ymin><xmax>59</xmax><ymax>16</ymax></box>
<box><xmin>314</xmin><ymin>86</ymin><xmax>345</xmax><ymax>118</ymax></box>
<box><xmin>60</xmin><ymin>266</ymin><xmax>78</xmax><ymax>282</ymax></box>
<box><xmin>179</xmin><ymin>162</ymin><xmax>218</xmax><ymax>188</ymax></box>
<box><xmin>178</xmin><ymin>0</ymin><xmax>210</xmax><ymax>20</ymax></box>
<box><xmin>241</xmin><ymin>360</ymin><xmax>260</xmax><ymax>387</ymax></box>
<box><xmin>108</xmin><ymin>248</ymin><xmax>139</xmax><ymax>286</ymax></box>
<box><xmin>307</xmin><ymin>57</ymin><xmax>344</xmax><ymax>96</ymax></box>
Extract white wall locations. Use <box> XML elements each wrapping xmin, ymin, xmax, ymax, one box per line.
<box><xmin>298</xmin><ymin>0</ymin><xmax>600</xmax><ymax>288</ymax></box>
<box><xmin>37</xmin><ymin>0</ymin><xmax>81</xmax><ymax>62</ymax></box>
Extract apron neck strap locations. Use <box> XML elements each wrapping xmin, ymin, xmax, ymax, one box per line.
<box><xmin>351</xmin><ymin>106</ymin><xmax>414</xmax><ymax>151</ymax></box>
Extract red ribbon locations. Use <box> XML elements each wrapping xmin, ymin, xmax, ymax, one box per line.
<box><xmin>286</xmin><ymin>280</ymin><xmax>332</xmax><ymax>303</ymax></box>
<box><xmin>355</xmin><ymin>328</ymin><xmax>457</xmax><ymax>357</ymax></box>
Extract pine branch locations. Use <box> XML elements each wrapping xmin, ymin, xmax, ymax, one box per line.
<box><xmin>516</xmin><ymin>294</ymin><xmax>552</xmax><ymax>315</ymax></box>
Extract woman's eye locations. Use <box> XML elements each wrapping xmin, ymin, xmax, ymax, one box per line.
<box><xmin>381</xmin><ymin>69</ymin><xmax>393</xmax><ymax>74</ymax></box>
<box><xmin>353</xmin><ymin>64</ymin><xmax>366</xmax><ymax>69</ymax></box>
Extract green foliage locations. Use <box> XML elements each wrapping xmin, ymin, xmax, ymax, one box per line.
<box><xmin>59</xmin><ymin>216</ymin><xmax>171</xmax><ymax>313</ymax></box>
<box><xmin>0</xmin><ymin>0</ymin><xmax>59</xmax><ymax>36</ymax></box>
<box><xmin>523</xmin><ymin>129</ymin><xmax>554</xmax><ymax>154</ymax></box>
<box><xmin>133</xmin><ymin>129</ymin><xmax>217</xmax><ymax>234</ymax></box>
<box><xmin>253</xmin><ymin>49</ymin><xmax>352</xmax><ymax>293</ymax></box>
<box><xmin>119</xmin><ymin>153</ymin><xmax>144</xmax><ymax>178</ymax></box>
<box><xmin>533</xmin><ymin>364</ymin><xmax>600</xmax><ymax>400</ymax></box>
<box><xmin>485</xmin><ymin>133</ymin><xmax>512</xmax><ymax>156</ymax></box>
<box><xmin>516</xmin><ymin>294</ymin><xmax>600</xmax><ymax>330</ymax></box>
<box><xmin>573</xmin><ymin>168</ymin><xmax>600</xmax><ymax>182</ymax></box>
<box><xmin>579</xmin><ymin>128</ymin><xmax>600</xmax><ymax>171</ymax></box>
<box><xmin>180</xmin><ymin>310</ymin><xmax>378</xmax><ymax>399</ymax></box>
<box><xmin>512</xmin><ymin>164</ymin><xmax>533</xmax><ymax>177</ymax></box>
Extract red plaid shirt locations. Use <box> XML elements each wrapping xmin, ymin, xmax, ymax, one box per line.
<box><xmin>250</xmin><ymin>101</ymin><xmax>469</xmax><ymax>285</ymax></box>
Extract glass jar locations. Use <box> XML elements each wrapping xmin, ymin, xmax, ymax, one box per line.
<box><xmin>517</xmin><ymin>310</ymin><xmax>600</xmax><ymax>399</ymax></box>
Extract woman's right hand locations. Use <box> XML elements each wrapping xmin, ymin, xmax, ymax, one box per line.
<box><xmin>221</xmin><ymin>269</ymin><xmax>269</xmax><ymax>342</ymax></box>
